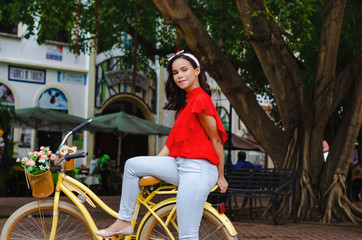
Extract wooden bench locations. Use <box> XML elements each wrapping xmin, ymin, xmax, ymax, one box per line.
<box><xmin>210</xmin><ymin>167</ymin><xmax>297</xmax><ymax>224</ymax></box>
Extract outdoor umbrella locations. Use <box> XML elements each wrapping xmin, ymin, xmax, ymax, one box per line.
<box><xmin>91</xmin><ymin>111</ymin><xmax>171</xmax><ymax>136</ymax></box>
<box><xmin>91</xmin><ymin>111</ymin><xmax>171</xmax><ymax>166</ymax></box>
<box><xmin>13</xmin><ymin>107</ymin><xmax>115</xmax><ymax>132</ymax></box>
<box><xmin>224</xmin><ymin>134</ymin><xmax>264</xmax><ymax>152</ymax></box>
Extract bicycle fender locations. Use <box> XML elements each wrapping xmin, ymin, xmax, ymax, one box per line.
<box><xmin>204</xmin><ymin>202</ymin><xmax>238</xmax><ymax>236</ymax></box>
<box><xmin>136</xmin><ymin>197</ymin><xmax>177</xmax><ymax>239</ymax></box>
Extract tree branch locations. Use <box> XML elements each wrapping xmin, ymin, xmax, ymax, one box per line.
<box><xmin>235</xmin><ymin>0</ymin><xmax>309</xmax><ymax>132</ymax></box>
<box><xmin>125</xmin><ymin>23</ymin><xmax>175</xmax><ymax>58</ymax></box>
<box><xmin>312</xmin><ymin>0</ymin><xmax>348</xmax><ymax>113</ymax></box>
<box><xmin>316</xmin><ymin>55</ymin><xmax>362</xmax><ymax>123</ymax></box>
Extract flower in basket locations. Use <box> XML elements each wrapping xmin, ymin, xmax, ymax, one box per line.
<box><xmin>16</xmin><ymin>146</ymin><xmax>57</xmax><ymax>175</ymax></box>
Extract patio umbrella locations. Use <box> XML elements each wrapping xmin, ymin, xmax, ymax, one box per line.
<box><xmin>91</xmin><ymin>111</ymin><xmax>171</xmax><ymax>168</ymax></box>
<box><xmin>13</xmin><ymin>107</ymin><xmax>115</xmax><ymax>132</ymax></box>
<box><xmin>224</xmin><ymin>134</ymin><xmax>264</xmax><ymax>152</ymax></box>
<box><xmin>91</xmin><ymin>111</ymin><xmax>171</xmax><ymax>136</ymax></box>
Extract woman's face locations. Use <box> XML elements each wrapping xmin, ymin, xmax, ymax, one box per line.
<box><xmin>172</xmin><ymin>58</ymin><xmax>200</xmax><ymax>93</ymax></box>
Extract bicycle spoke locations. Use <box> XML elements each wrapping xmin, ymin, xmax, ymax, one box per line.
<box><xmin>200</xmin><ymin>224</ymin><xmax>223</xmax><ymax>239</ymax></box>
<box><xmin>139</xmin><ymin>204</ymin><xmax>236</xmax><ymax>240</ymax></box>
<box><xmin>13</xmin><ymin>221</ymin><xmax>37</xmax><ymax>238</ymax></box>
<box><xmin>2</xmin><ymin>201</ymin><xmax>93</xmax><ymax>240</ymax></box>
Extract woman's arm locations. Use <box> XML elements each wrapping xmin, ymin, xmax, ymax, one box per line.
<box><xmin>157</xmin><ymin>145</ymin><xmax>171</xmax><ymax>156</ymax></box>
<box><xmin>197</xmin><ymin>112</ymin><xmax>228</xmax><ymax>193</ymax></box>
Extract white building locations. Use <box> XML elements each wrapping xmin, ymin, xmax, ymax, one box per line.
<box><xmin>0</xmin><ymin>22</ymin><xmax>267</xmax><ymax>172</ymax></box>
<box><xmin>0</xmin><ymin>23</ymin><xmax>95</xmax><ymax>167</ymax></box>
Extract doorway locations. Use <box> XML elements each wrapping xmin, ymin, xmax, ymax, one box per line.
<box><xmin>95</xmin><ymin>100</ymin><xmax>148</xmax><ymax>173</ymax></box>
<box><xmin>37</xmin><ymin>131</ymin><xmax>62</xmax><ymax>153</ymax></box>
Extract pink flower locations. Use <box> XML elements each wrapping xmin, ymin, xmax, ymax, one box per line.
<box><xmin>40</xmin><ymin>146</ymin><xmax>45</xmax><ymax>150</ymax></box>
<box><xmin>27</xmin><ymin>160</ymin><xmax>35</xmax><ymax>166</ymax></box>
<box><xmin>48</xmin><ymin>150</ymin><xmax>52</xmax><ymax>155</ymax></box>
<box><xmin>16</xmin><ymin>158</ymin><xmax>20</xmax><ymax>162</ymax></box>
<box><xmin>39</xmin><ymin>151</ymin><xmax>45</xmax><ymax>156</ymax></box>
<box><xmin>28</xmin><ymin>152</ymin><xmax>33</xmax><ymax>156</ymax></box>
<box><xmin>50</xmin><ymin>154</ymin><xmax>56</xmax><ymax>161</ymax></box>
<box><xmin>21</xmin><ymin>157</ymin><xmax>29</xmax><ymax>163</ymax></box>
<box><xmin>33</xmin><ymin>151</ymin><xmax>39</xmax><ymax>157</ymax></box>
<box><xmin>40</xmin><ymin>155</ymin><xmax>48</xmax><ymax>161</ymax></box>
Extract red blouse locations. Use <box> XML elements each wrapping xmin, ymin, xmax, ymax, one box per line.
<box><xmin>165</xmin><ymin>87</ymin><xmax>228</xmax><ymax>165</ymax></box>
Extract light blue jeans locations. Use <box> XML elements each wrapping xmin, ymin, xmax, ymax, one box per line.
<box><xmin>117</xmin><ymin>156</ymin><xmax>218</xmax><ymax>240</ymax></box>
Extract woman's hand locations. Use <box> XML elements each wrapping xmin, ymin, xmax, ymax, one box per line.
<box><xmin>217</xmin><ymin>175</ymin><xmax>228</xmax><ymax>193</ymax></box>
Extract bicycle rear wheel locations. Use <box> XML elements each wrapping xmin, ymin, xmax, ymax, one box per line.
<box><xmin>139</xmin><ymin>203</ymin><xmax>238</xmax><ymax>240</ymax></box>
<box><xmin>0</xmin><ymin>200</ymin><xmax>95</xmax><ymax>240</ymax></box>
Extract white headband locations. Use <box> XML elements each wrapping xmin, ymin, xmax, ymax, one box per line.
<box><xmin>168</xmin><ymin>50</ymin><xmax>200</xmax><ymax>67</ymax></box>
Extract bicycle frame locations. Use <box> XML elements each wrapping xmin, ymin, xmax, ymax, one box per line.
<box><xmin>50</xmin><ymin>172</ymin><xmax>118</xmax><ymax>240</ymax></box>
<box><xmin>48</xmin><ymin>171</ymin><xmax>184</xmax><ymax>240</ymax></box>
<box><xmin>49</xmin><ymin>172</ymin><xmax>236</xmax><ymax>240</ymax></box>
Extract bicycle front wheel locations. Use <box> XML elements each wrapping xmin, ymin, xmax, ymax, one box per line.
<box><xmin>0</xmin><ymin>200</ymin><xmax>95</xmax><ymax>240</ymax></box>
<box><xmin>139</xmin><ymin>203</ymin><xmax>238</xmax><ymax>240</ymax></box>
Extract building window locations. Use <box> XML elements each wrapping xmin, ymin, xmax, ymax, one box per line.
<box><xmin>48</xmin><ymin>28</ymin><xmax>70</xmax><ymax>44</ymax></box>
<box><xmin>0</xmin><ymin>22</ymin><xmax>18</xmax><ymax>35</ymax></box>
<box><xmin>216</xmin><ymin>106</ymin><xmax>230</xmax><ymax>132</ymax></box>
<box><xmin>0</xmin><ymin>4</ymin><xmax>18</xmax><ymax>35</ymax></box>
<box><xmin>0</xmin><ymin>84</ymin><xmax>15</xmax><ymax>106</ymax></box>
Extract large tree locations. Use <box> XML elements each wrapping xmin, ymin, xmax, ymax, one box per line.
<box><xmin>152</xmin><ymin>0</ymin><xmax>362</xmax><ymax>223</ymax></box>
<box><xmin>2</xmin><ymin>0</ymin><xmax>361</xmax><ymax>223</ymax></box>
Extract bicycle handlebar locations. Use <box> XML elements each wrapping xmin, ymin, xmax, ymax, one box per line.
<box><xmin>64</xmin><ymin>152</ymin><xmax>88</xmax><ymax>161</ymax></box>
<box><xmin>54</xmin><ymin>152</ymin><xmax>88</xmax><ymax>166</ymax></box>
<box><xmin>56</xmin><ymin>119</ymin><xmax>93</xmax><ymax>154</ymax></box>
<box><xmin>71</xmin><ymin>119</ymin><xmax>92</xmax><ymax>133</ymax></box>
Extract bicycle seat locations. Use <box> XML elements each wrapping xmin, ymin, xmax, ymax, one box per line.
<box><xmin>139</xmin><ymin>176</ymin><xmax>163</xmax><ymax>186</ymax></box>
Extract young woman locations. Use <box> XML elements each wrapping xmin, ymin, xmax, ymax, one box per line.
<box><xmin>96</xmin><ymin>51</ymin><xmax>228</xmax><ymax>239</ymax></box>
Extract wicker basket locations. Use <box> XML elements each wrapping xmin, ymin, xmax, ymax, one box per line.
<box><xmin>60</xmin><ymin>146</ymin><xmax>77</xmax><ymax>171</ymax></box>
<box><xmin>26</xmin><ymin>169</ymin><xmax>54</xmax><ymax>198</ymax></box>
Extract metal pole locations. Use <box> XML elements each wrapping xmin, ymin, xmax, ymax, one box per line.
<box><xmin>228</xmin><ymin>103</ymin><xmax>232</xmax><ymax>163</ymax></box>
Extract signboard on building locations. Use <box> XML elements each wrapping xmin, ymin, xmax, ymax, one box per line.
<box><xmin>8</xmin><ymin>65</ymin><xmax>46</xmax><ymax>84</ymax></box>
<box><xmin>38</xmin><ymin>88</ymin><xmax>68</xmax><ymax>110</ymax></box>
<box><xmin>46</xmin><ymin>46</ymin><xmax>63</xmax><ymax>61</ymax></box>
<box><xmin>105</xmin><ymin>69</ymin><xmax>149</xmax><ymax>91</ymax></box>
<box><xmin>57</xmin><ymin>71</ymin><xmax>87</xmax><ymax>85</ymax></box>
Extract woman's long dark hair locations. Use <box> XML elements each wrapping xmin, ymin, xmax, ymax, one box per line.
<box><xmin>164</xmin><ymin>53</ymin><xmax>211</xmax><ymax>111</ymax></box>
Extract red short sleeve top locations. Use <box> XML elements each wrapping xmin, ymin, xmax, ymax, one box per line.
<box><xmin>165</xmin><ymin>87</ymin><xmax>228</xmax><ymax>165</ymax></box>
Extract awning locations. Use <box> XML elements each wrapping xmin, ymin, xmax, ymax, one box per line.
<box><xmin>224</xmin><ymin>134</ymin><xmax>264</xmax><ymax>152</ymax></box>
<box><xmin>12</xmin><ymin>107</ymin><xmax>171</xmax><ymax>136</ymax></box>
<box><xmin>12</xmin><ymin>107</ymin><xmax>115</xmax><ymax>132</ymax></box>
<box><xmin>91</xmin><ymin>111</ymin><xmax>171</xmax><ymax>136</ymax></box>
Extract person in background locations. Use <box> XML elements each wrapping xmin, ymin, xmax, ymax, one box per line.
<box><xmin>94</xmin><ymin>149</ymin><xmax>111</xmax><ymax>195</ymax></box>
<box><xmin>0</xmin><ymin>128</ymin><xmax>5</xmax><ymax>169</ymax></box>
<box><xmin>230</xmin><ymin>151</ymin><xmax>262</xmax><ymax>168</ymax></box>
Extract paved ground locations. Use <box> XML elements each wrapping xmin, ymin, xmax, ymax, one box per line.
<box><xmin>0</xmin><ymin>196</ymin><xmax>361</xmax><ymax>239</ymax></box>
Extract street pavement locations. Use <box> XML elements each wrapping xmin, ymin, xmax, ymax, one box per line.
<box><xmin>0</xmin><ymin>196</ymin><xmax>361</xmax><ymax>239</ymax></box>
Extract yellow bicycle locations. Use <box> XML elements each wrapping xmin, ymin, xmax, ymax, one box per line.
<box><xmin>1</xmin><ymin>121</ymin><xmax>238</xmax><ymax>240</ymax></box>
